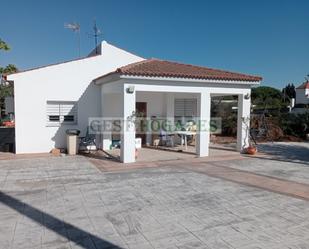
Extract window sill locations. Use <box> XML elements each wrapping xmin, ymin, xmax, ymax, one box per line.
<box><xmin>46</xmin><ymin>123</ymin><xmax>78</xmax><ymax>127</ymax></box>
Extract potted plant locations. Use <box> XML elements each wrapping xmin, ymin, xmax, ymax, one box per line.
<box><xmin>246</xmin><ymin>144</ymin><xmax>257</xmax><ymax>155</ymax></box>
<box><xmin>242</xmin><ymin>117</ymin><xmax>257</xmax><ymax>155</ymax></box>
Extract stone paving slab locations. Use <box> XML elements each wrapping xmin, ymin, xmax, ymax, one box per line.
<box><xmin>176</xmin><ymin>161</ymin><xmax>309</xmax><ymax>201</ymax></box>
<box><xmin>1</xmin><ymin>154</ymin><xmax>309</xmax><ymax>248</ymax></box>
<box><xmin>224</xmin><ymin>144</ymin><xmax>309</xmax><ymax>185</ymax></box>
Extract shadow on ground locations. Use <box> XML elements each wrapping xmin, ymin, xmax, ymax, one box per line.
<box><xmin>257</xmin><ymin>143</ymin><xmax>309</xmax><ymax>164</ymax></box>
<box><xmin>0</xmin><ymin>191</ymin><xmax>122</xmax><ymax>249</ymax></box>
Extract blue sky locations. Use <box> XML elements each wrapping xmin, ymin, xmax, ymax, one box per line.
<box><xmin>0</xmin><ymin>0</ymin><xmax>308</xmax><ymax>89</ymax></box>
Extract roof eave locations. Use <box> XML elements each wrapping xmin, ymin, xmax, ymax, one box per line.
<box><xmin>93</xmin><ymin>72</ymin><xmax>121</xmax><ymax>85</ymax></box>
<box><xmin>94</xmin><ymin>73</ymin><xmax>261</xmax><ymax>86</ymax></box>
<box><xmin>118</xmin><ymin>74</ymin><xmax>261</xmax><ymax>85</ymax></box>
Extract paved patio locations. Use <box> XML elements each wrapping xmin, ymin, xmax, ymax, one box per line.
<box><xmin>81</xmin><ymin>143</ymin><xmax>241</xmax><ymax>164</ymax></box>
<box><xmin>228</xmin><ymin>142</ymin><xmax>309</xmax><ymax>183</ymax></box>
<box><xmin>0</xmin><ymin>143</ymin><xmax>309</xmax><ymax>249</ymax></box>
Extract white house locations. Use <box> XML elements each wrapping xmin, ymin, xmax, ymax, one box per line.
<box><xmin>296</xmin><ymin>81</ymin><xmax>309</xmax><ymax>105</ymax></box>
<box><xmin>6</xmin><ymin>41</ymin><xmax>261</xmax><ymax>163</ymax></box>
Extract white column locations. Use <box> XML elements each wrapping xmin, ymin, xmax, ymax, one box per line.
<box><xmin>101</xmin><ymin>91</ymin><xmax>112</xmax><ymax>150</ymax></box>
<box><xmin>120</xmin><ymin>85</ymin><xmax>136</xmax><ymax>163</ymax></box>
<box><xmin>166</xmin><ymin>93</ymin><xmax>174</xmax><ymax>124</ymax></box>
<box><xmin>237</xmin><ymin>92</ymin><xmax>251</xmax><ymax>152</ymax></box>
<box><xmin>196</xmin><ymin>91</ymin><xmax>211</xmax><ymax>157</ymax></box>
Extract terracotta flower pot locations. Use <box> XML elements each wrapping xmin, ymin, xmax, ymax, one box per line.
<box><xmin>246</xmin><ymin>146</ymin><xmax>257</xmax><ymax>155</ymax></box>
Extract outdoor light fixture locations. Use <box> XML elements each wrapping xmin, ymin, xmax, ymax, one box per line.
<box><xmin>244</xmin><ymin>93</ymin><xmax>251</xmax><ymax>100</ymax></box>
<box><xmin>126</xmin><ymin>86</ymin><xmax>135</xmax><ymax>94</ymax></box>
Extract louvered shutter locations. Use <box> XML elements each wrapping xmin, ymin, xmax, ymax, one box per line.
<box><xmin>174</xmin><ymin>99</ymin><xmax>197</xmax><ymax>118</ymax></box>
<box><xmin>46</xmin><ymin>101</ymin><xmax>77</xmax><ymax>126</ymax></box>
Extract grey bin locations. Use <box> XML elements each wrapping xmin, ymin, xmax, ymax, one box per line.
<box><xmin>66</xmin><ymin>129</ymin><xmax>80</xmax><ymax>155</ymax></box>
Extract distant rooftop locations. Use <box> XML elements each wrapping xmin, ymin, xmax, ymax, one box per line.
<box><xmin>297</xmin><ymin>81</ymin><xmax>309</xmax><ymax>89</ymax></box>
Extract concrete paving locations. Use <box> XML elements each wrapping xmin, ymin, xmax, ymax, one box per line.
<box><xmin>0</xmin><ymin>143</ymin><xmax>309</xmax><ymax>249</ymax></box>
<box><xmin>102</xmin><ymin>144</ymin><xmax>240</xmax><ymax>163</ymax></box>
<box><xmin>227</xmin><ymin>142</ymin><xmax>309</xmax><ymax>184</ymax></box>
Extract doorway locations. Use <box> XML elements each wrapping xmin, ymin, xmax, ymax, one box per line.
<box><xmin>136</xmin><ymin>102</ymin><xmax>147</xmax><ymax>144</ymax></box>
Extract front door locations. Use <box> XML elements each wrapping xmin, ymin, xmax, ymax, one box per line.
<box><xmin>136</xmin><ymin>102</ymin><xmax>147</xmax><ymax>144</ymax></box>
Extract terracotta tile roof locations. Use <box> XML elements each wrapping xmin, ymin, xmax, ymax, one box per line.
<box><xmin>107</xmin><ymin>59</ymin><xmax>262</xmax><ymax>82</ymax></box>
<box><xmin>297</xmin><ymin>81</ymin><xmax>309</xmax><ymax>89</ymax></box>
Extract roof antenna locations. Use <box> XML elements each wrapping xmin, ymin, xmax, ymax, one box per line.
<box><xmin>64</xmin><ymin>22</ymin><xmax>81</xmax><ymax>58</ymax></box>
<box><xmin>89</xmin><ymin>20</ymin><xmax>102</xmax><ymax>54</ymax></box>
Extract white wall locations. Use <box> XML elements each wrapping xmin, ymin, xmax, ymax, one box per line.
<box><xmin>136</xmin><ymin>92</ymin><xmax>166</xmax><ymax>117</ymax></box>
<box><xmin>136</xmin><ymin>92</ymin><xmax>200</xmax><ymax>118</ymax></box>
<box><xmin>296</xmin><ymin>88</ymin><xmax>309</xmax><ymax>105</ymax></box>
<box><xmin>9</xmin><ymin>41</ymin><xmax>143</xmax><ymax>153</ymax></box>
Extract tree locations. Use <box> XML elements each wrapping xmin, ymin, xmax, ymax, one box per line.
<box><xmin>282</xmin><ymin>83</ymin><xmax>296</xmax><ymax>101</ymax></box>
<box><xmin>0</xmin><ymin>39</ymin><xmax>17</xmax><ymax>75</ymax></box>
<box><xmin>0</xmin><ymin>39</ymin><xmax>18</xmax><ymax>117</ymax></box>
<box><xmin>0</xmin><ymin>39</ymin><xmax>10</xmax><ymax>51</ymax></box>
<box><xmin>251</xmin><ymin>86</ymin><xmax>285</xmax><ymax>110</ymax></box>
<box><xmin>0</xmin><ymin>39</ymin><xmax>17</xmax><ymax>95</ymax></box>
<box><xmin>0</xmin><ymin>64</ymin><xmax>17</xmax><ymax>74</ymax></box>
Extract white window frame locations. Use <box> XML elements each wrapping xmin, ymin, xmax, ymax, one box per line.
<box><xmin>46</xmin><ymin>101</ymin><xmax>78</xmax><ymax>127</ymax></box>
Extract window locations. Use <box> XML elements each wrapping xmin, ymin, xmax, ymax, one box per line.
<box><xmin>174</xmin><ymin>98</ymin><xmax>197</xmax><ymax>124</ymax></box>
<box><xmin>48</xmin><ymin>115</ymin><xmax>60</xmax><ymax>122</ymax></box>
<box><xmin>63</xmin><ymin>115</ymin><xmax>74</xmax><ymax>122</ymax></box>
<box><xmin>47</xmin><ymin>101</ymin><xmax>77</xmax><ymax>126</ymax></box>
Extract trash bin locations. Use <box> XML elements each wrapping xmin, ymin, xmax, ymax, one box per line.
<box><xmin>66</xmin><ymin>129</ymin><xmax>80</xmax><ymax>155</ymax></box>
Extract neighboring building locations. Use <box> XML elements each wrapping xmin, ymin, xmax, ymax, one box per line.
<box><xmin>296</xmin><ymin>81</ymin><xmax>309</xmax><ymax>105</ymax></box>
<box><xmin>4</xmin><ymin>96</ymin><xmax>14</xmax><ymax>115</ymax></box>
<box><xmin>6</xmin><ymin>41</ymin><xmax>261</xmax><ymax>163</ymax></box>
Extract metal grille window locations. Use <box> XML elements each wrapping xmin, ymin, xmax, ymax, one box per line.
<box><xmin>47</xmin><ymin>101</ymin><xmax>77</xmax><ymax>126</ymax></box>
<box><xmin>174</xmin><ymin>98</ymin><xmax>197</xmax><ymax>123</ymax></box>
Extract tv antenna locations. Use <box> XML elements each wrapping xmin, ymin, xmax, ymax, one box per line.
<box><xmin>64</xmin><ymin>22</ymin><xmax>81</xmax><ymax>58</ymax></box>
<box><xmin>89</xmin><ymin>20</ymin><xmax>102</xmax><ymax>54</ymax></box>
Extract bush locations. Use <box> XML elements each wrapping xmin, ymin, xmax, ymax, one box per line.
<box><xmin>221</xmin><ymin>114</ymin><xmax>237</xmax><ymax>136</ymax></box>
<box><xmin>279</xmin><ymin>112</ymin><xmax>309</xmax><ymax>138</ymax></box>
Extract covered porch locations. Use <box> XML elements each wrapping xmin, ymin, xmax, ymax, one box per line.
<box><xmin>94</xmin><ymin>59</ymin><xmax>261</xmax><ymax>163</ymax></box>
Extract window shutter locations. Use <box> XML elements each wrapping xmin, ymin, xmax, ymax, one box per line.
<box><xmin>184</xmin><ymin>99</ymin><xmax>197</xmax><ymax>117</ymax></box>
<box><xmin>46</xmin><ymin>103</ymin><xmax>60</xmax><ymax>116</ymax></box>
<box><xmin>60</xmin><ymin>103</ymin><xmax>76</xmax><ymax>116</ymax></box>
<box><xmin>46</xmin><ymin>102</ymin><xmax>60</xmax><ymax>125</ymax></box>
<box><xmin>175</xmin><ymin>99</ymin><xmax>185</xmax><ymax>117</ymax></box>
<box><xmin>46</xmin><ymin>101</ymin><xmax>77</xmax><ymax>126</ymax></box>
<box><xmin>174</xmin><ymin>99</ymin><xmax>197</xmax><ymax>117</ymax></box>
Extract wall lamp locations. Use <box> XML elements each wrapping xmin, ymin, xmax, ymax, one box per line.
<box><xmin>126</xmin><ymin>86</ymin><xmax>135</xmax><ymax>94</ymax></box>
<box><xmin>244</xmin><ymin>93</ymin><xmax>251</xmax><ymax>100</ymax></box>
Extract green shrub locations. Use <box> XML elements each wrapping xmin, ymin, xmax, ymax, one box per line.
<box><xmin>279</xmin><ymin>112</ymin><xmax>309</xmax><ymax>138</ymax></box>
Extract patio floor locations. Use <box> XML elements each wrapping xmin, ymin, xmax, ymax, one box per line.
<box><xmin>1</xmin><ymin>142</ymin><xmax>309</xmax><ymax>248</ymax></box>
<box><xmin>87</xmin><ymin>143</ymin><xmax>240</xmax><ymax>164</ymax></box>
